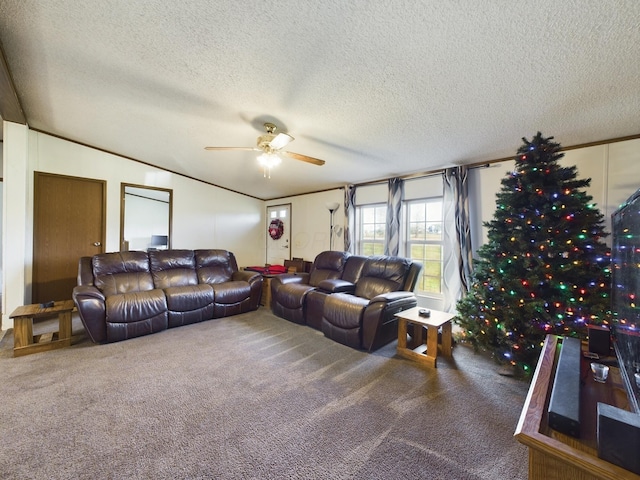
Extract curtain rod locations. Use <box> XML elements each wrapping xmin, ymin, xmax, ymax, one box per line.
<box><xmin>352</xmin><ymin>162</ymin><xmax>491</xmax><ymax>188</ymax></box>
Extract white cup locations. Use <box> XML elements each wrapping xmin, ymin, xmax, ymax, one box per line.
<box><xmin>591</xmin><ymin>363</ymin><xmax>609</xmax><ymax>383</ymax></box>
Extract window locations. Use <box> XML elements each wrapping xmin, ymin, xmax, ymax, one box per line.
<box><xmin>406</xmin><ymin>198</ymin><xmax>443</xmax><ymax>294</ymax></box>
<box><xmin>356</xmin><ymin>204</ymin><xmax>387</xmax><ymax>255</ymax></box>
<box><xmin>270</xmin><ymin>209</ymin><xmax>287</xmax><ymax>219</ymax></box>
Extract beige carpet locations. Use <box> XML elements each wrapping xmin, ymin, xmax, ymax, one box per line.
<box><xmin>0</xmin><ymin>308</ymin><xmax>529</xmax><ymax>479</ymax></box>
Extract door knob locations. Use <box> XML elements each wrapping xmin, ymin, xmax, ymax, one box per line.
<box><xmin>93</xmin><ymin>242</ymin><xmax>102</xmax><ymax>247</ymax></box>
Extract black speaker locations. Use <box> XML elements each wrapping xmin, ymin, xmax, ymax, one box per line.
<box><xmin>548</xmin><ymin>337</ymin><xmax>581</xmax><ymax>437</ymax></box>
<box><xmin>597</xmin><ymin>402</ymin><xmax>640</xmax><ymax>474</ymax></box>
<box><xmin>588</xmin><ymin>324</ymin><xmax>611</xmax><ymax>356</ymax></box>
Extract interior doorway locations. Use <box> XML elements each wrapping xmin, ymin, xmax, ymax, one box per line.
<box><xmin>266</xmin><ymin>204</ymin><xmax>291</xmax><ymax>266</ymax></box>
<box><xmin>33</xmin><ymin>172</ymin><xmax>105</xmax><ymax>303</ymax></box>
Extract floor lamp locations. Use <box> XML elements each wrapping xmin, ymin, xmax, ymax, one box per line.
<box><xmin>326</xmin><ymin>202</ymin><xmax>340</xmax><ymax>251</ymax></box>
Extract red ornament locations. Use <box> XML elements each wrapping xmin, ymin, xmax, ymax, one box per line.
<box><xmin>268</xmin><ymin>218</ymin><xmax>284</xmax><ymax>240</ymax></box>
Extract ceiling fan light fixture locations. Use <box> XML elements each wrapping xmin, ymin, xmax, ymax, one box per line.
<box><xmin>257</xmin><ymin>153</ymin><xmax>282</xmax><ymax>178</ymax></box>
<box><xmin>205</xmin><ymin>121</ymin><xmax>326</xmax><ymax>170</ymax></box>
<box><xmin>269</xmin><ymin>132</ymin><xmax>294</xmax><ymax>150</ymax></box>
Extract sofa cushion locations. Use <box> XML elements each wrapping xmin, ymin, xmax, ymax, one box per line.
<box><xmin>105</xmin><ymin>289</ymin><xmax>167</xmax><ymax>324</ymax></box>
<box><xmin>164</xmin><ymin>284</ymin><xmax>215</xmax><ymax>327</ymax></box>
<box><xmin>212</xmin><ymin>281</ymin><xmax>251</xmax><ymax>304</ymax></box>
<box><xmin>342</xmin><ymin>255</ymin><xmax>367</xmax><ymax>283</ymax></box>
<box><xmin>164</xmin><ymin>284</ymin><xmax>214</xmax><ymax>312</ymax></box>
<box><xmin>354</xmin><ymin>256</ymin><xmax>411</xmax><ymax>299</ymax></box>
<box><xmin>308</xmin><ymin>251</ymin><xmax>349</xmax><ymax>287</ymax></box>
<box><xmin>195</xmin><ymin>249</ymin><xmax>237</xmax><ymax>284</ymax></box>
<box><xmin>323</xmin><ymin>293</ymin><xmax>369</xmax><ymax>329</ymax></box>
<box><xmin>93</xmin><ymin>251</ymin><xmax>154</xmax><ymax>297</ymax></box>
<box><xmin>149</xmin><ymin>249</ymin><xmax>198</xmax><ymax>288</ymax></box>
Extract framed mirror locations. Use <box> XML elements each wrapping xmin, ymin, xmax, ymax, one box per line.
<box><xmin>120</xmin><ymin>183</ymin><xmax>173</xmax><ymax>252</ymax></box>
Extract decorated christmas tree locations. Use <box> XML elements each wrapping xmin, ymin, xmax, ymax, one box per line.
<box><xmin>455</xmin><ymin>132</ymin><xmax>611</xmax><ymax>375</ymax></box>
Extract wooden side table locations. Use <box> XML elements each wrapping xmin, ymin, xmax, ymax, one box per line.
<box><xmin>260</xmin><ymin>274</ymin><xmax>277</xmax><ymax>308</ymax></box>
<box><xmin>395</xmin><ymin>307</ymin><xmax>455</xmax><ymax>368</ymax></box>
<box><xmin>10</xmin><ymin>300</ymin><xmax>75</xmax><ymax>357</ymax></box>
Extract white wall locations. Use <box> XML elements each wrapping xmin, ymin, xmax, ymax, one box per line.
<box><xmin>265</xmin><ymin>188</ymin><xmax>345</xmax><ymax>264</ymax></box>
<box><xmin>2</xmin><ymin>122</ymin><xmax>29</xmax><ymax>330</ymax></box>
<box><xmin>0</xmin><ymin>142</ymin><xmax>3</xmax><ymax>274</ymax></box>
<box><xmin>607</xmin><ymin>139</ymin><xmax>640</xmax><ymax>221</ymax></box>
<box><xmin>2</xmin><ymin>124</ymin><xmax>265</xmax><ymax>330</ymax></box>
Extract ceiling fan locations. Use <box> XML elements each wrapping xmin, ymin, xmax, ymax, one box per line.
<box><xmin>205</xmin><ymin>123</ymin><xmax>325</xmax><ymax>177</ymax></box>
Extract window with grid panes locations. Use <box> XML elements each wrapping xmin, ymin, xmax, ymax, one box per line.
<box><xmin>356</xmin><ymin>204</ymin><xmax>387</xmax><ymax>255</ymax></box>
<box><xmin>406</xmin><ymin>198</ymin><xmax>443</xmax><ymax>294</ymax></box>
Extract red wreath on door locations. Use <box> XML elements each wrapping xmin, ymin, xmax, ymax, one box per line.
<box><xmin>268</xmin><ymin>218</ymin><xmax>284</xmax><ymax>240</ymax></box>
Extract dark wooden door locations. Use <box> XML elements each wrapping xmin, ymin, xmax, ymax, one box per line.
<box><xmin>33</xmin><ymin>172</ymin><xmax>105</xmax><ymax>303</ymax></box>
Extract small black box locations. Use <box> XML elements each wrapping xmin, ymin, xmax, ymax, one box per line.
<box><xmin>588</xmin><ymin>324</ymin><xmax>611</xmax><ymax>356</ymax></box>
<box><xmin>597</xmin><ymin>403</ymin><xmax>640</xmax><ymax>474</ymax></box>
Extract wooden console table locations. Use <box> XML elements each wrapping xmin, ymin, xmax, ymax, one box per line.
<box><xmin>514</xmin><ymin>334</ymin><xmax>639</xmax><ymax>480</ymax></box>
<box><xmin>11</xmin><ymin>300</ymin><xmax>75</xmax><ymax>357</ymax></box>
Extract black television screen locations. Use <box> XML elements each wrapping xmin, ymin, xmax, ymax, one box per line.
<box><xmin>611</xmin><ymin>187</ymin><xmax>640</xmax><ymax>413</ymax></box>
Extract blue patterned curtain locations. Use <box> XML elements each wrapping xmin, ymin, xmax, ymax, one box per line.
<box><xmin>385</xmin><ymin>178</ymin><xmax>404</xmax><ymax>256</ymax></box>
<box><xmin>442</xmin><ymin>166</ymin><xmax>473</xmax><ymax>312</ymax></box>
<box><xmin>344</xmin><ymin>185</ymin><xmax>356</xmax><ymax>253</ymax></box>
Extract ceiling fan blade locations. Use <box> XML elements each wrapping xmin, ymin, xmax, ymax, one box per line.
<box><xmin>204</xmin><ymin>146</ymin><xmax>258</xmax><ymax>151</ymax></box>
<box><xmin>269</xmin><ymin>132</ymin><xmax>294</xmax><ymax>150</ymax></box>
<box><xmin>283</xmin><ymin>151</ymin><xmax>326</xmax><ymax>166</ymax></box>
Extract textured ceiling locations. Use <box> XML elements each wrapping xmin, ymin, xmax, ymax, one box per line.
<box><xmin>0</xmin><ymin>1</ymin><xmax>639</xmax><ymax>199</ymax></box>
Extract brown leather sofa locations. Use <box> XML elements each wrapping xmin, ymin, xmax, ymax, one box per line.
<box><xmin>270</xmin><ymin>251</ymin><xmax>421</xmax><ymax>351</ymax></box>
<box><xmin>73</xmin><ymin>249</ymin><xmax>262</xmax><ymax>344</ymax></box>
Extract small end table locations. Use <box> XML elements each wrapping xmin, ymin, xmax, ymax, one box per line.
<box><xmin>11</xmin><ymin>300</ymin><xmax>75</xmax><ymax>357</ymax></box>
<box><xmin>395</xmin><ymin>307</ymin><xmax>455</xmax><ymax>368</ymax></box>
<box><xmin>260</xmin><ymin>274</ymin><xmax>278</xmax><ymax>308</ymax></box>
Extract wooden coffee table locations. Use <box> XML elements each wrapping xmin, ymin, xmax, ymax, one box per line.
<box><xmin>10</xmin><ymin>300</ymin><xmax>75</xmax><ymax>357</ymax></box>
<box><xmin>395</xmin><ymin>307</ymin><xmax>455</xmax><ymax>368</ymax></box>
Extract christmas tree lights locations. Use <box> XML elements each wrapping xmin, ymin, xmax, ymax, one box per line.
<box><xmin>455</xmin><ymin>133</ymin><xmax>611</xmax><ymax>375</ymax></box>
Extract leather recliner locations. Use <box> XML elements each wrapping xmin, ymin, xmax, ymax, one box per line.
<box><xmin>270</xmin><ymin>251</ymin><xmax>421</xmax><ymax>351</ymax></box>
<box><xmin>321</xmin><ymin>256</ymin><xmax>421</xmax><ymax>351</ymax></box>
<box><xmin>195</xmin><ymin>249</ymin><xmax>262</xmax><ymax>317</ymax></box>
<box><xmin>76</xmin><ymin>251</ymin><xmax>169</xmax><ymax>343</ymax></box>
<box><xmin>304</xmin><ymin>255</ymin><xmax>367</xmax><ymax>329</ymax></box>
<box><xmin>270</xmin><ymin>251</ymin><xmax>349</xmax><ymax>324</ymax></box>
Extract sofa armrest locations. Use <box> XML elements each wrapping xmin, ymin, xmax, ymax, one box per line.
<box><xmin>270</xmin><ymin>272</ymin><xmax>310</xmax><ymax>288</ymax></box>
<box><xmin>72</xmin><ymin>285</ymin><xmax>107</xmax><ymax>344</ymax></box>
<box><xmin>73</xmin><ymin>285</ymin><xmax>105</xmax><ymax>302</ymax></box>
<box><xmin>362</xmin><ymin>293</ymin><xmax>418</xmax><ymax>351</ymax></box>
<box><xmin>317</xmin><ymin>278</ymin><xmax>356</xmax><ymax>294</ymax></box>
<box><xmin>369</xmin><ymin>291</ymin><xmax>415</xmax><ymax>304</ymax></box>
<box><xmin>77</xmin><ymin>256</ymin><xmax>95</xmax><ymax>286</ymax></box>
<box><xmin>233</xmin><ymin>269</ymin><xmax>261</xmax><ymax>284</ymax></box>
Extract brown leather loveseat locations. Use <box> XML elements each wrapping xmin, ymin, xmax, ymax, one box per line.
<box><xmin>270</xmin><ymin>251</ymin><xmax>421</xmax><ymax>351</ymax></box>
<box><xmin>73</xmin><ymin>249</ymin><xmax>262</xmax><ymax>344</ymax></box>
